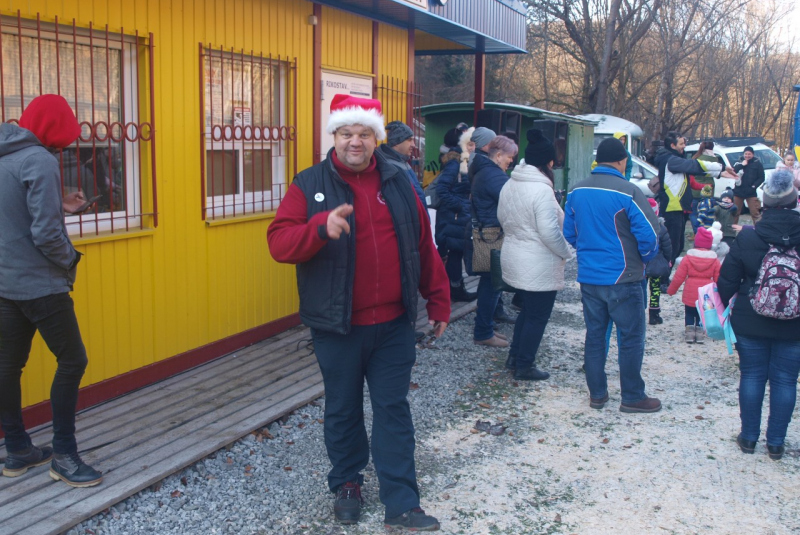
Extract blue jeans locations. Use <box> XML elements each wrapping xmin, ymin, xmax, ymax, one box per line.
<box><xmin>474</xmin><ymin>274</ymin><xmax>501</xmax><ymax>341</ymax></box>
<box><xmin>0</xmin><ymin>293</ymin><xmax>88</xmax><ymax>454</ymax></box>
<box><xmin>581</xmin><ymin>282</ymin><xmax>647</xmax><ymax>404</ymax></box>
<box><xmin>736</xmin><ymin>334</ymin><xmax>800</xmax><ymax>447</ymax></box>
<box><xmin>509</xmin><ymin>290</ymin><xmax>557</xmax><ymax>371</ymax></box>
<box><xmin>604</xmin><ymin>279</ymin><xmax>648</xmax><ymax>356</ymax></box>
<box><xmin>311</xmin><ymin>315</ymin><xmax>420</xmax><ymax>518</ymax></box>
<box><xmin>689</xmin><ymin>198</ymin><xmax>701</xmax><ymax>234</ymax></box>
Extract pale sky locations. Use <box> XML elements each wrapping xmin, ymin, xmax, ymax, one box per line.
<box><xmin>774</xmin><ymin>0</ymin><xmax>799</xmax><ymax>52</ymax></box>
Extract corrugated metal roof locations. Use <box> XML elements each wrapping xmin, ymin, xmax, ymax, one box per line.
<box><xmin>313</xmin><ymin>0</ymin><xmax>527</xmax><ymax>54</ymax></box>
<box><xmin>420</xmin><ymin>102</ymin><xmax>599</xmax><ymax>126</ymax></box>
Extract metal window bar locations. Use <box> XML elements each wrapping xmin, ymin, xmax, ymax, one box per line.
<box><xmin>377</xmin><ymin>74</ymin><xmax>423</xmax><ymax>181</ymax></box>
<box><xmin>199</xmin><ymin>44</ymin><xmax>297</xmax><ymax>220</ymax></box>
<box><xmin>0</xmin><ymin>11</ymin><xmax>157</xmax><ymax>236</ymax></box>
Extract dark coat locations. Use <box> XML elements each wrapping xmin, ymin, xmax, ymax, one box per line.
<box><xmin>434</xmin><ymin>156</ymin><xmax>471</xmax><ymax>252</ymax></box>
<box><xmin>377</xmin><ymin>143</ymin><xmax>427</xmax><ymax>209</ymax></box>
<box><xmin>291</xmin><ymin>148</ymin><xmax>422</xmax><ymax>334</ymax></box>
<box><xmin>733</xmin><ymin>157</ymin><xmax>765</xmax><ymax>199</ymax></box>
<box><xmin>646</xmin><ymin>218</ymin><xmax>673</xmax><ymax>279</ymax></box>
<box><xmin>469</xmin><ymin>152</ymin><xmax>508</xmax><ymax>228</ymax></box>
<box><xmin>717</xmin><ymin>208</ymin><xmax>800</xmax><ymax>340</ymax></box>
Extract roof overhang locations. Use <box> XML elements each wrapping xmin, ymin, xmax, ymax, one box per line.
<box><xmin>420</xmin><ymin>102</ymin><xmax>598</xmax><ymax>127</ymax></box>
<box><xmin>312</xmin><ymin>0</ymin><xmax>527</xmax><ymax>55</ymax></box>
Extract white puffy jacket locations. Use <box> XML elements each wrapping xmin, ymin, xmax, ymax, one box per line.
<box><xmin>497</xmin><ymin>162</ymin><xmax>574</xmax><ymax>291</ymax></box>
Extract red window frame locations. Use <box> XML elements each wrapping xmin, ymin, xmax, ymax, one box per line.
<box><xmin>200</xmin><ymin>44</ymin><xmax>297</xmax><ymax>220</ymax></box>
<box><xmin>0</xmin><ymin>11</ymin><xmax>158</xmax><ymax>236</ymax></box>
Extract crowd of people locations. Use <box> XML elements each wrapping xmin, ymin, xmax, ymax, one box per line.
<box><xmin>4</xmin><ymin>91</ymin><xmax>800</xmax><ymax>533</ymax></box>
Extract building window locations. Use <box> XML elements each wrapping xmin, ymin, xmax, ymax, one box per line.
<box><xmin>201</xmin><ymin>45</ymin><xmax>297</xmax><ymax>220</ymax></box>
<box><xmin>0</xmin><ymin>13</ymin><xmax>157</xmax><ymax>236</ymax></box>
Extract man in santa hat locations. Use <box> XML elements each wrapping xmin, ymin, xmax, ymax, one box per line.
<box><xmin>268</xmin><ymin>94</ymin><xmax>449</xmax><ymax>531</ymax></box>
<box><xmin>0</xmin><ymin>94</ymin><xmax>103</xmax><ymax>487</ymax></box>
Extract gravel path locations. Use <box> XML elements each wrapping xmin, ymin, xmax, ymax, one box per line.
<box><xmin>82</xmin><ymin>259</ymin><xmax>800</xmax><ymax>535</ymax></box>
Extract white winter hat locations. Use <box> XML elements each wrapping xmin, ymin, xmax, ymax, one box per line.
<box><xmin>326</xmin><ymin>94</ymin><xmax>386</xmax><ymax>141</ymax></box>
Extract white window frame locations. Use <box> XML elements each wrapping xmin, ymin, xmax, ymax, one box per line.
<box><xmin>202</xmin><ymin>51</ymin><xmax>289</xmax><ymax>219</ymax></box>
<box><xmin>1</xmin><ymin>22</ymin><xmax>142</xmax><ymax>235</ymax></box>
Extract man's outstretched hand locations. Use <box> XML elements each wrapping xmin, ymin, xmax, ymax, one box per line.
<box><xmin>327</xmin><ymin>204</ymin><xmax>353</xmax><ymax>239</ymax></box>
<box><xmin>429</xmin><ymin>320</ymin><xmax>448</xmax><ymax>338</ymax></box>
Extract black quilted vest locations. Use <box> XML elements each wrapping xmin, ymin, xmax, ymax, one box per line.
<box><xmin>293</xmin><ymin>148</ymin><xmax>421</xmax><ymax>334</ymax></box>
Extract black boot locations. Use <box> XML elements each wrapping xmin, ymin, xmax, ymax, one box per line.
<box><xmin>649</xmin><ymin>309</ymin><xmax>663</xmax><ymax>325</ymax></box>
<box><xmin>505</xmin><ymin>353</ymin><xmax>516</xmax><ymax>371</ymax></box>
<box><xmin>450</xmin><ymin>281</ymin><xmax>477</xmax><ymax>302</ymax></box>
<box><xmin>514</xmin><ymin>366</ymin><xmax>550</xmax><ymax>381</ymax></box>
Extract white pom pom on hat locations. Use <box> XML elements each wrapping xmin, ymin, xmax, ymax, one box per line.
<box><xmin>326</xmin><ymin>94</ymin><xmax>386</xmax><ymax>141</ymax></box>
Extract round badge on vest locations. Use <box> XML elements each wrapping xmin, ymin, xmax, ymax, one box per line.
<box><xmin>314</xmin><ymin>192</ymin><xmax>324</xmax><ymax>202</ymax></box>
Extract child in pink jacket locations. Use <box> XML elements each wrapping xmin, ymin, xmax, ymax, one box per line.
<box><xmin>667</xmin><ymin>226</ymin><xmax>721</xmax><ymax>343</ymax></box>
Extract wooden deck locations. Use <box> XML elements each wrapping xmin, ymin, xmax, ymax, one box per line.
<box><xmin>0</xmin><ymin>278</ymin><xmax>478</xmax><ymax>535</ymax></box>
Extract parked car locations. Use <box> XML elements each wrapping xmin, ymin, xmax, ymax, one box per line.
<box><xmin>685</xmin><ymin>140</ymin><xmax>783</xmax><ymax>201</ymax></box>
<box><xmin>630</xmin><ymin>155</ymin><xmax>658</xmax><ymax>198</ymax></box>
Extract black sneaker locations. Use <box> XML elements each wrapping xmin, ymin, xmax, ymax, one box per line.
<box><xmin>49</xmin><ymin>452</ymin><xmax>103</xmax><ymax>487</ymax></box>
<box><xmin>3</xmin><ymin>444</ymin><xmax>53</xmax><ymax>477</ymax></box>
<box><xmin>590</xmin><ymin>393</ymin><xmax>610</xmax><ymax>410</ymax></box>
<box><xmin>736</xmin><ymin>434</ymin><xmax>756</xmax><ymax>454</ymax></box>
<box><xmin>767</xmin><ymin>444</ymin><xmax>785</xmax><ymax>460</ymax></box>
<box><xmin>514</xmin><ymin>366</ymin><xmax>550</xmax><ymax>381</ymax></box>
<box><xmin>334</xmin><ymin>481</ymin><xmax>363</xmax><ymax>524</ymax></box>
<box><xmin>384</xmin><ymin>507</ymin><xmax>440</xmax><ymax>531</ymax></box>
<box><xmin>450</xmin><ymin>283</ymin><xmax>477</xmax><ymax>302</ymax></box>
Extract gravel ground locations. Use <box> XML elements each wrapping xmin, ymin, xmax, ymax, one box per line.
<box><xmin>84</xmin><ymin>253</ymin><xmax>800</xmax><ymax>535</ymax></box>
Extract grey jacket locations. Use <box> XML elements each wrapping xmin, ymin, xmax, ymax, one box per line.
<box><xmin>0</xmin><ymin>123</ymin><xmax>79</xmax><ymax>300</ymax></box>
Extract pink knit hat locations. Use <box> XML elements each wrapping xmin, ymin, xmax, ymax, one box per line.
<box><xmin>694</xmin><ymin>227</ymin><xmax>713</xmax><ymax>249</ymax></box>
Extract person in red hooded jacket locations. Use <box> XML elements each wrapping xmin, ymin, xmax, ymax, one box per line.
<box><xmin>0</xmin><ymin>94</ymin><xmax>103</xmax><ymax>487</ymax></box>
<box><xmin>666</xmin><ymin>226</ymin><xmax>721</xmax><ymax>344</ymax></box>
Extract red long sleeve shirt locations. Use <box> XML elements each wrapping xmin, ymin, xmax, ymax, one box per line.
<box><xmin>267</xmin><ymin>152</ymin><xmax>450</xmax><ymax>326</ymax></box>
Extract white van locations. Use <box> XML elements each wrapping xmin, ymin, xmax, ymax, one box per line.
<box><xmin>684</xmin><ymin>141</ymin><xmax>782</xmax><ymax>200</ymax></box>
<box><xmin>578</xmin><ymin>114</ymin><xmax>644</xmax><ymax>157</ymax></box>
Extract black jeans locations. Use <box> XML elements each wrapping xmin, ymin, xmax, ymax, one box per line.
<box><xmin>444</xmin><ymin>249</ymin><xmax>464</xmax><ymax>284</ymax></box>
<box><xmin>508</xmin><ymin>290</ymin><xmax>557</xmax><ymax>371</ymax></box>
<box><xmin>685</xmin><ymin>305</ymin><xmax>701</xmax><ymax>326</ymax></box>
<box><xmin>663</xmin><ymin>211</ymin><xmax>687</xmax><ymax>265</ymax></box>
<box><xmin>0</xmin><ymin>293</ymin><xmax>88</xmax><ymax>454</ymax></box>
<box><xmin>311</xmin><ymin>315</ymin><xmax>419</xmax><ymax>518</ymax></box>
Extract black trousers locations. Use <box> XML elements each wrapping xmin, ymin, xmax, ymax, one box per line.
<box><xmin>663</xmin><ymin>211</ymin><xmax>687</xmax><ymax>265</ymax></box>
<box><xmin>311</xmin><ymin>315</ymin><xmax>419</xmax><ymax>518</ymax></box>
<box><xmin>444</xmin><ymin>249</ymin><xmax>464</xmax><ymax>284</ymax></box>
<box><xmin>0</xmin><ymin>293</ymin><xmax>88</xmax><ymax>454</ymax></box>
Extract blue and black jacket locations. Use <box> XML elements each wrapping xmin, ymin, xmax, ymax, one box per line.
<box><xmin>563</xmin><ymin>166</ymin><xmax>660</xmax><ymax>285</ymax></box>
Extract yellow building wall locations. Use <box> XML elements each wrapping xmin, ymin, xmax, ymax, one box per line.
<box><xmin>7</xmin><ymin>0</ymin><xmax>315</xmax><ymax>408</ymax></box>
<box><xmin>377</xmin><ymin>23</ymin><xmax>410</xmax><ymax>124</ymax></box>
<box><xmin>7</xmin><ymin>0</ymin><xmax>413</xmax><ymax>409</ymax></box>
<box><xmin>320</xmin><ymin>6</ymin><xmax>373</xmax><ymax>75</ymax></box>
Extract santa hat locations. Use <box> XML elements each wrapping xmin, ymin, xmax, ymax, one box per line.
<box><xmin>326</xmin><ymin>94</ymin><xmax>386</xmax><ymax>141</ymax></box>
<box><xmin>19</xmin><ymin>94</ymin><xmax>81</xmax><ymax>149</ymax></box>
